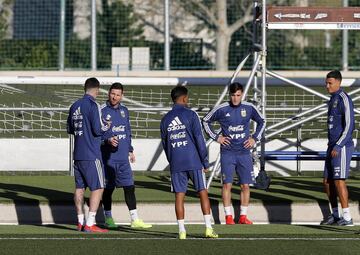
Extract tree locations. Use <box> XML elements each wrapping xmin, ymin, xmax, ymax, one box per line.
<box><xmin>97</xmin><ymin>0</ymin><xmax>145</xmax><ymax>69</ymax></box>
<box><xmin>0</xmin><ymin>0</ymin><xmax>12</xmax><ymax>39</ymax></box>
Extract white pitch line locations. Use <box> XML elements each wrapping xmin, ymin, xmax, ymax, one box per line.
<box><xmin>0</xmin><ymin>237</ymin><xmax>359</xmax><ymax>241</ymax></box>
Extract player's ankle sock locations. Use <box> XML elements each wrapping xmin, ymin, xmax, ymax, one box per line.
<box><xmin>86</xmin><ymin>211</ymin><xmax>96</xmax><ymax>227</ymax></box>
<box><xmin>129</xmin><ymin>209</ymin><xmax>139</xmax><ymax>221</ymax></box>
<box><xmin>203</xmin><ymin>214</ymin><xmax>212</xmax><ymax>229</ymax></box>
<box><xmin>240</xmin><ymin>206</ymin><xmax>248</xmax><ymax>216</ymax></box>
<box><xmin>77</xmin><ymin>214</ymin><xmax>84</xmax><ymax>225</ymax></box>
<box><xmin>342</xmin><ymin>207</ymin><xmax>352</xmax><ymax>221</ymax></box>
<box><xmin>104</xmin><ymin>210</ymin><xmax>112</xmax><ymax>218</ymax></box>
<box><xmin>332</xmin><ymin>207</ymin><xmax>339</xmax><ymax>218</ymax></box>
<box><xmin>224</xmin><ymin>206</ymin><xmax>232</xmax><ymax>216</ymax></box>
<box><xmin>177</xmin><ymin>219</ymin><xmax>186</xmax><ymax>232</ymax></box>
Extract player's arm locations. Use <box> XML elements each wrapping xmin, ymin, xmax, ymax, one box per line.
<box><xmin>160</xmin><ymin>119</ymin><xmax>170</xmax><ymax>162</ymax></box>
<box><xmin>192</xmin><ymin>112</ymin><xmax>210</xmax><ymax>170</ymax></box>
<box><xmin>202</xmin><ymin>105</ymin><xmax>230</xmax><ymax>146</ymax></box>
<box><xmin>90</xmin><ymin>102</ymin><xmax>110</xmax><ymax>137</ymax></box>
<box><xmin>333</xmin><ymin>95</ymin><xmax>354</xmax><ymax>154</ymax></box>
<box><xmin>244</xmin><ymin>105</ymin><xmax>265</xmax><ymax>149</ymax></box>
<box><xmin>66</xmin><ymin>107</ymin><xmax>74</xmax><ymax>135</ymax></box>
<box><xmin>125</xmin><ymin>108</ymin><xmax>135</xmax><ymax>163</ymax></box>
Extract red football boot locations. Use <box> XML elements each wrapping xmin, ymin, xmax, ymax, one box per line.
<box><xmin>239</xmin><ymin>215</ymin><xmax>253</xmax><ymax>224</ymax></box>
<box><xmin>225</xmin><ymin>215</ymin><xmax>235</xmax><ymax>225</ymax></box>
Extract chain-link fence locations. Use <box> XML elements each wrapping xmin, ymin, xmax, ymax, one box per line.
<box><xmin>0</xmin><ymin>0</ymin><xmax>359</xmax><ymax>71</ymax></box>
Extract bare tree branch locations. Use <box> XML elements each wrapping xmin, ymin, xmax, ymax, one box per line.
<box><xmin>187</xmin><ymin>0</ymin><xmax>220</xmax><ymax>28</ymax></box>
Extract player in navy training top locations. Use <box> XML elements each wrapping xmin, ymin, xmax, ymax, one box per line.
<box><xmin>203</xmin><ymin>82</ymin><xmax>265</xmax><ymax>225</ymax></box>
<box><xmin>100</xmin><ymin>83</ymin><xmax>151</xmax><ymax>229</ymax></box>
<box><xmin>160</xmin><ymin>86</ymin><xmax>218</xmax><ymax>239</ymax></box>
<box><xmin>321</xmin><ymin>70</ymin><xmax>354</xmax><ymax>226</ymax></box>
<box><xmin>67</xmin><ymin>77</ymin><xmax>110</xmax><ymax>233</ymax></box>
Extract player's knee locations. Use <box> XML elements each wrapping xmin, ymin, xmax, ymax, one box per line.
<box><xmin>240</xmin><ymin>184</ymin><xmax>250</xmax><ymax>191</ymax></box>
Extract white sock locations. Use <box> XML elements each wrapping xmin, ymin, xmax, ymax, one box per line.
<box><xmin>224</xmin><ymin>206</ymin><xmax>232</xmax><ymax>216</ymax></box>
<box><xmin>240</xmin><ymin>206</ymin><xmax>248</xmax><ymax>216</ymax></box>
<box><xmin>129</xmin><ymin>209</ymin><xmax>139</xmax><ymax>221</ymax></box>
<box><xmin>203</xmin><ymin>214</ymin><xmax>212</xmax><ymax>229</ymax></box>
<box><xmin>177</xmin><ymin>219</ymin><xmax>186</xmax><ymax>232</ymax></box>
<box><xmin>342</xmin><ymin>207</ymin><xmax>352</xmax><ymax>221</ymax></box>
<box><xmin>77</xmin><ymin>214</ymin><xmax>84</xmax><ymax>225</ymax></box>
<box><xmin>332</xmin><ymin>207</ymin><xmax>339</xmax><ymax>218</ymax></box>
<box><xmin>86</xmin><ymin>211</ymin><xmax>96</xmax><ymax>227</ymax></box>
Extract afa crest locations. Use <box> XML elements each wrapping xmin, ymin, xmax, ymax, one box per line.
<box><xmin>241</xmin><ymin>109</ymin><xmax>247</xmax><ymax>117</ymax></box>
<box><xmin>120</xmin><ymin>110</ymin><xmax>126</xmax><ymax>118</ymax></box>
<box><xmin>333</xmin><ymin>99</ymin><xmax>338</xmax><ymax>108</ymax></box>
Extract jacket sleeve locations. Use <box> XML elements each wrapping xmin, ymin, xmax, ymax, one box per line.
<box><xmin>202</xmin><ymin>106</ymin><xmax>221</xmax><ymax>141</ymax></box>
<box><xmin>251</xmin><ymin>105</ymin><xmax>266</xmax><ymax>141</ymax></box>
<box><xmin>90</xmin><ymin>102</ymin><xmax>109</xmax><ymax>137</ymax></box>
<box><xmin>66</xmin><ymin>107</ymin><xmax>74</xmax><ymax>135</ymax></box>
<box><xmin>125</xmin><ymin>108</ymin><xmax>134</xmax><ymax>152</ymax></box>
<box><xmin>101</xmin><ymin>108</ymin><xmax>112</xmax><ymax>145</ymax></box>
<box><xmin>334</xmin><ymin>94</ymin><xmax>354</xmax><ymax>150</ymax></box>
<box><xmin>192</xmin><ymin>112</ymin><xmax>210</xmax><ymax>169</ymax></box>
<box><xmin>160</xmin><ymin>118</ymin><xmax>170</xmax><ymax>162</ymax></box>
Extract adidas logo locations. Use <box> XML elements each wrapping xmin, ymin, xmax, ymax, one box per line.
<box><xmin>225</xmin><ymin>113</ymin><xmax>230</xmax><ymax>117</ymax></box>
<box><xmin>72</xmin><ymin>107</ymin><xmax>83</xmax><ymax>120</ymax></box>
<box><xmin>167</xmin><ymin>116</ymin><xmax>186</xmax><ymax>131</ymax></box>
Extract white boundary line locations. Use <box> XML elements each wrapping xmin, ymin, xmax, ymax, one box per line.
<box><xmin>0</xmin><ymin>237</ymin><xmax>359</xmax><ymax>241</ymax></box>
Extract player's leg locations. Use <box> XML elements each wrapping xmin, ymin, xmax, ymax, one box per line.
<box><xmin>334</xmin><ymin>146</ymin><xmax>353</xmax><ymax>226</ymax></box>
<box><xmin>115</xmin><ymin>161</ymin><xmax>151</xmax><ymax>228</ymax></box>
<box><xmin>102</xmin><ymin>162</ymin><xmax>117</xmax><ymax>229</ymax></box>
<box><xmin>171</xmin><ymin>171</ymin><xmax>188</xmax><ymax>239</ymax></box>
<box><xmin>83</xmin><ymin>159</ymin><xmax>108</xmax><ymax>233</ymax></box>
<box><xmin>220</xmin><ymin>152</ymin><xmax>236</xmax><ymax>225</ymax></box>
<box><xmin>73</xmin><ymin>161</ymin><xmax>86</xmax><ymax>231</ymax></box>
<box><xmin>102</xmin><ymin>187</ymin><xmax>117</xmax><ymax>229</ymax></box>
<box><xmin>321</xmin><ymin>153</ymin><xmax>340</xmax><ymax>225</ymax></box>
<box><xmin>190</xmin><ymin>170</ymin><xmax>218</xmax><ymax>238</ymax></box>
<box><xmin>237</xmin><ymin>154</ymin><xmax>255</xmax><ymax>224</ymax></box>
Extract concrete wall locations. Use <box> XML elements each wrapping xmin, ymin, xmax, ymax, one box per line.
<box><xmin>0</xmin><ymin>138</ymin><xmax>359</xmax><ymax>174</ymax></box>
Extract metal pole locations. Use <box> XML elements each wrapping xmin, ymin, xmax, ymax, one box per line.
<box><xmin>260</xmin><ymin>0</ymin><xmax>267</xmax><ymax>171</ymax></box>
<box><xmin>164</xmin><ymin>0</ymin><xmax>170</xmax><ymax>70</ymax></box>
<box><xmin>91</xmin><ymin>0</ymin><xmax>97</xmax><ymax>71</ymax></box>
<box><xmin>342</xmin><ymin>0</ymin><xmax>349</xmax><ymax>71</ymax></box>
<box><xmin>59</xmin><ymin>0</ymin><xmax>66</xmax><ymax>71</ymax></box>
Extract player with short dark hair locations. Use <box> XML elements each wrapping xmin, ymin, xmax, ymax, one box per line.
<box><xmin>67</xmin><ymin>77</ymin><xmax>110</xmax><ymax>233</ymax></box>
<box><xmin>203</xmin><ymin>82</ymin><xmax>265</xmax><ymax>225</ymax></box>
<box><xmin>160</xmin><ymin>85</ymin><xmax>218</xmax><ymax>239</ymax></box>
<box><xmin>321</xmin><ymin>70</ymin><xmax>355</xmax><ymax>226</ymax></box>
<box><xmin>100</xmin><ymin>82</ymin><xmax>151</xmax><ymax>229</ymax></box>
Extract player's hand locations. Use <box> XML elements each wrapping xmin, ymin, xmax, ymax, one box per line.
<box><xmin>331</xmin><ymin>149</ymin><xmax>338</xmax><ymax>158</ymax></box>
<box><xmin>108</xmin><ymin>136</ymin><xmax>119</xmax><ymax>147</ymax></box>
<box><xmin>244</xmin><ymin>137</ymin><xmax>255</xmax><ymax>149</ymax></box>
<box><xmin>129</xmin><ymin>152</ymin><xmax>136</xmax><ymax>163</ymax></box>
<box><xmin>217</xmin><ymin>135</ymin><xmax>231</xmax><ymax>146</ymax></box>
<box><xmin>203</xmin><ymin>168</ymin><xmax>209</xmax><ymax>173</ymax></box>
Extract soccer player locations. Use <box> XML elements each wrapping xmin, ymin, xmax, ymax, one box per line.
<box><xmin>160</xmin><ymin>86</ymin><xmax>218</xmax><ymax>239</ymax></box>
<box><xmin>67</xmin><ymin>77</ymin><xmax>110</xmax><ymax>233</ymax></box>
<box><xmin>100</xmin><ymin>82</ymin><xmax>151</xmax><ymax>229</ymax></box>
<box><xmin>202</xmin><ymin>82</ymin><xmax>265</xmax><ymax>225</ymax></box>
<box><xmin>321</xmin><ymin>70</ymin><xmax>354</xmax><ymax>226</ymax></box>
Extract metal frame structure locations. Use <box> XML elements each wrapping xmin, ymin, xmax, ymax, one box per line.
<box><xmin>206</xmin><ymin>1</ymin><xmax>360</xmax><ymax>188</ymax></box>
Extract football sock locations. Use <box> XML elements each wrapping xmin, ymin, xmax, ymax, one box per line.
<box><xmin>104</xmin><ymin>210</ymin><xmax>112</xmax><ymax>218</ymax></box>
<box><xmin>129</xmin><ymin>209</ymin><xmax>139</xmax><ymax>221</ymax></box>
<box><xmin>77</xmin><ymin>214</ymin><xmax>84</xmax><ymax>225</ymax></box>
<box><xmin>86</xmin><ymin>211</ymin><xmax>97</xmax><ymax>227</ymax></box>
<box><xmin>342</xmin><ymin>207</ymin><xmax>352</xmax><ymax>221</ymax></box>
<box><xmin>332</xmin><ymin>207</ymin><xmax>339</xmax><ymax>218</ymax></box>
<box><xmin>240</xmin><ymin>206</ymin><xmax>248</xmax><ymax>216</ymax></box>
<box><xmin>177</xmin><ymin>219</ymin><xmax>186</xmax><ymax>232</ymax></box>
<box><xmin>203</xmin><ymin>214</ymin><xmax>212</xmax><ymax>229</ymax></box>
<box><xmin>224</xmin><ymin>206</ymin><xmax>232</xmax><ymax>216</ymax></box>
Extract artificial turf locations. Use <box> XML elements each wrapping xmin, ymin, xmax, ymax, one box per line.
<box><xmin>0</xmin><ymin>175</ymin><xmax>360</xmax><ymax>204</ymax></box>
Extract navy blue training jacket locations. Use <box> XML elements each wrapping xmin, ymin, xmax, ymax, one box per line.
<box><xmin>160</xmin><ymin>104</ymin><xmax>209</xmax><ymax>173</ymax></box>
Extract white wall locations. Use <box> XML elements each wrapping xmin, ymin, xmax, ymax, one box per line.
<box><xmin>0</xmin><ymin>138</ymin><xmax>359</xmax><ymax>174</ymax></box>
